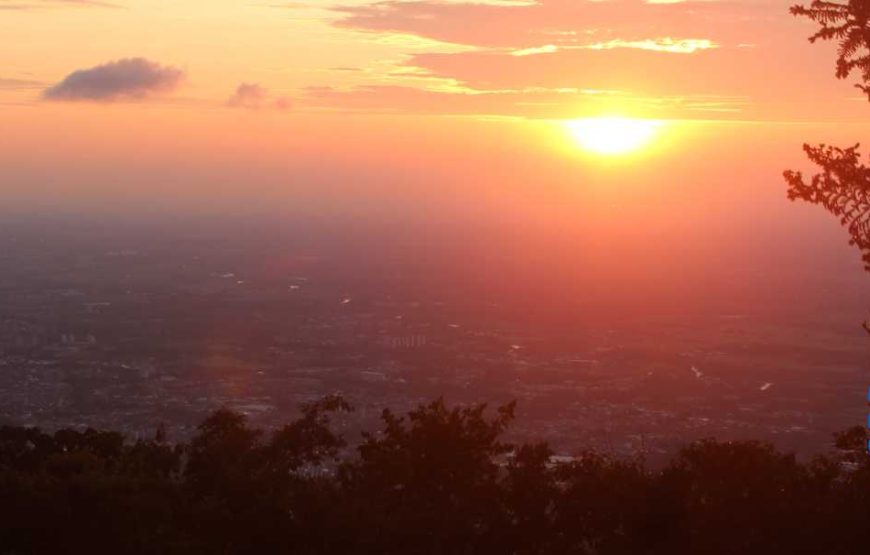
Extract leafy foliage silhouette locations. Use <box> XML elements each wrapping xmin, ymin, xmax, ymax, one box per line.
<box><xmin>2</xmin><ymin>398</ymin><xmax>870</xmax><ymax>554</ymax></box>
<box><xmin>791</xmin><ymin>1</ymin><xmax>870</xmax><ymax>99</ymax></box>
<box><xmin>784</xmin><ymin>143</ymin><xmax>870</xmax><ymax>271</ymax></box>
<box><xmin>788</xmin><ymin>1</ymin><xmax>870</xmax><ymax>330</ymax></box>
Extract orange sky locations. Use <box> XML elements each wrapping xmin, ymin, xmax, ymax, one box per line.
<box><xmin>0</xmin><ymin>0</ymin><xmax>864</xmax><ymax>119</ymax></box>
<box><xmin>2</xmin><ymin>0</ymin><xmax>870</xmax><ymax>242</ymax></box>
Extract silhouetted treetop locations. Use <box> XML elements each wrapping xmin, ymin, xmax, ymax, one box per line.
<box><xmin>786</xmin><ymin>2</ymin><xmax>870</xmax><ymax>284</ymax></box>
<box><xmin>792</xmin><ymin>0</ymin><xmax>870</xmax><ymax>99</ymax></box>
<box><xmin>3</xmin><ymin>398</ymin><xmax>870</xmax><ymax>554</ymax></box>
<box><xmin>6</xmin><ymin>398</ymin><xmax>870</xmax><ymax>554</ymax></box>
<box><xmin>784</xmin><ymin>143</ymin><xmax>870</xmax><ymax>270</ymax></box>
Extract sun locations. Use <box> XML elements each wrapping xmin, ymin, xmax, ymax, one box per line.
<box><xmin>564</xmin><ymin>117</ymin><xmax>663</xmax><ymax>155</ymax></box>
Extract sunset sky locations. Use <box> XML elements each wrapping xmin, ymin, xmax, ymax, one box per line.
<box><xmin>2</xmin><ymin>0</ymin><xmax>870</xmax><ymax>267</ymax></box>
<box><xmin>0</xmin><ymin>0</ymin><xmax>859</xmax><ymax>118</ymax></box>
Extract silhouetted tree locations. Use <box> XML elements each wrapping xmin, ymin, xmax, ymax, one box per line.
<box><xmin>785</xmin><ymin>144</ymin><xmax>870</xmax><ymax>272</ymax></box>
<box><xmin>183</xmin><ymin>398</ymin><xmax>350</xmax><ymax>554</ymax></box>
<box><xmin>0</xmin><ymin>425</ymin><xmax>186</xmax><ymax>555</ymax></box>
<box><xmin>660</xmin><ymin>439</ymin><xmax>826</xmax><ymax>554</ymax></box>
<box><xmin>788</xmin><ymin>1</ymin><xmax>870</xmax><ymax>334</ymax></box>
<box><xmin>4</xmin><ymin>398</ymin><xmax>870</xmax><ymax>554</ymax></box>
<box><xmin>833</xmin><ymin>424</ymin><xmax>870</xmax><ymax>462</ymax></box>
<box><xmin>499</xmin><ymin>442</ymin><xmax>557</xmax><ymax>554</ymax></box>
<box><xmin>338</xmin><ymin>398</ymin><xmax>515</xmax><ymax>554</ymax></box>
<box><xmin>791</xmin><ymin>1</ymin><xmax>870</xmax><ymax>99</ymax></box>
<box><xmin>551</xmin><ymin>452</ymin><xmax>653</xmax><ymax>554</ymax></box>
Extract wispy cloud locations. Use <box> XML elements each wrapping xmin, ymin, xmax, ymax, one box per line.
<box><xmin>305</xmin><ymin>84</ymin><xmax>745</xmax><ymax>119</ymax></box>
<box><xmin>332</xmin><ymin>0</ymin><xmax>774</xmax><ymax>50</ymax></box>
<box><xmin>585</xmin><ymin>38</ymin><xmax>718</xmax><ymax>54</ymax></box>
<box><xmin>314</xmin><ymin>0</ymin><xmax>812</xmax><ymax>118</ymax></box>
<box><xmin>509</xmin><ymin>38</ymin><xmax>716</xmax><ymax>57</ymax></box>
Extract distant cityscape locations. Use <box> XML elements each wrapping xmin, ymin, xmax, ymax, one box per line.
<box><xmin>1</xmin><ymin>218</ymin><xmax>867</xmax><ymax>462</ymax></box>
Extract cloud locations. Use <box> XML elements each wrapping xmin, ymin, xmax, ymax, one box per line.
<box><xmin>227</xmin><ymin>82</ymin><xmax>290</xmax><ymax>110</ymax></box>
<box><xmin>393</xmin><ymin>44</ymin><xmax>841</xmax><ymax>111</ymax></box>
<box><xmin>305</xmin><ymin>84</ymin><xmax>744</xmax><ymax>119</ymax></box>
<box><xmin>333</xmin><ymin>0</ymin><xmax>781</xmax><ymax>50</ymax></box>
<box><xmin>316</xmin><ymin>0</ymin><xmax>844</xmax><ymax>119</ymax></box>
<box><xmin>405</xmin><ymin>47</ymin><xmax>751</xmax><ymax>95</ymax></box>
<box><xmin>585</xmin><ymin>38</ymin><xmax>718</xmax><ymax>54</ymax></box>
<box><xmin>227</xmin><ymin>83</ymin><xmax>266</xmax><ymax>108</ymax></box>
<box><xmin>42</xmin><ymin>58</ymin><xmax>184</xmax><ymax>102</ymax></box>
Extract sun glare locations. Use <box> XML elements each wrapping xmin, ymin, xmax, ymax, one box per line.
<box><xmin>565</xmin><ymin>117</ymin><xmax>663</xmax><ymax>155</ymax></box>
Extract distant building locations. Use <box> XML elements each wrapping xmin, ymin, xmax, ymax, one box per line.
<box><xmin>380</xmin><ymin>335</ymin><xmax>427</xmax><ymax>349</ymax></box>
<box><xmin>60</xmin><ymin>333</ymin><xmax>96</xmax><ymax>345</ymax></box>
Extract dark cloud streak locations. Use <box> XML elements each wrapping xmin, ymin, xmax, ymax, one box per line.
<box><xmin>42</xmin><ymin>58</ymin><xmax>184</xmax><ymax>102</ymax></box>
